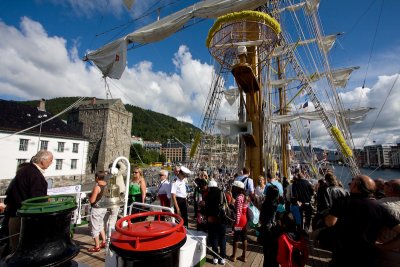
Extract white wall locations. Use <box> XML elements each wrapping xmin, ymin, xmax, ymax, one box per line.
<box><xmin>0</xmin><ymin>132</ymin><xmax>88</xmax><ymax>180</ymax></box>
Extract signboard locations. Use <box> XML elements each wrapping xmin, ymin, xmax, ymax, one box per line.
<box><xmin>48</xmin><ymin>185</ymin><xmax>82</xmax><ymax>224</ymax></box>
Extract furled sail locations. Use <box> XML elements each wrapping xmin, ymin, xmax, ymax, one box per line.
<box><xmin>271</xmin><ymin>107</ymin><xmax>373</xmax><ymax>124</ymax></box>
<box><xmin>277</xmin><ymin>0</ymin><xmax>320</xmax><ymax>15</ymax></box>
<box><xmin>330</xmin><ymin>67</ymin><xmax>360</xmax><ymax>88</ymax></box>
<box><xmin>224</xmin><ymin>88</ymin><xmax>239</xmax><ymax>106</ymax></box>
<box><xmin>85</xmin><ymin>0</ymin><xmax>269</xmax><ymax>79</ymax></box>
<box><xmin>272</xmin><ymin>33</ymin><xmax>340</xmax><ymax>57</ymax></box>
<box><xmin>268</xmin><ymin>65</ymin><xmax>358</xmax><ymax>89</ymax></box>
<box><xmin>84</xmin><ymin>38</ymin><xmax>128</xmax><ymax>79</ymax></box>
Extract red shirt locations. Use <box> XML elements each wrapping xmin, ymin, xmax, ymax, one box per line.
<box><xmin>234</xmin><ymin>194</ymin><xmax>248</xmax><ymax>228</ymax></box>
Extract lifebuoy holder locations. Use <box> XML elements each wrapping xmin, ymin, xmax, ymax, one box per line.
<box><xmin>113</xmin><ymin>211</ymin><xmax>186</xmax><ymax>250</ymax></box>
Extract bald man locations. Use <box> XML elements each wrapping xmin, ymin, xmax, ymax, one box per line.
<box><xmin>325</xmin><ymin>175</ymin><xmax>400</xmax><ymax>267</ymax></box>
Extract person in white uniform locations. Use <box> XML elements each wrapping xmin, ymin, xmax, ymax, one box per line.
<box><xmin>171</xmin><ymin>166</ymin><xmax>191</xmax><ymax>227</ymax></box>
<box><xmin>157</xmin><ymin>169</ymin><xmax>171</xmax><ymax>208</ymax></box>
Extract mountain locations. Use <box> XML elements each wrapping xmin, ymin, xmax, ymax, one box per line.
<box><xmin>20</xmin><ymin>97</ymin><xmax>201</xmax><ymax>143</ymax></box>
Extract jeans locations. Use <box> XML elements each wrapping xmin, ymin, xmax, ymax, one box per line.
<box><xmin>300</xmin><ymin>203</ymin><xmax>313</xmax><ymax>230</ymax></box>
<box><xmin>208</xmin><ymin>222</ymin><xmax>226</xmax><ymax>259</ymax></box>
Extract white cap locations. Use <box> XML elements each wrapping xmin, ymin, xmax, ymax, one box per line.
<box><xmin>208</xmin><ymin>180</ymin><xmax>218</xmax><ymax>188</ymax></box>
<box><xmin>180</xmin><ymin>166</ymin><xmax>192</xmax><ymax>175</ymax></box>
<box><xmin>232</xmin><ymin>180</ymin><xmax>245</xmax><ymax>189</ymax></box>
<box><xmin>237</xmin><ymin>45</ymin><xmax>247</xmax><ymax>56</ymax></box>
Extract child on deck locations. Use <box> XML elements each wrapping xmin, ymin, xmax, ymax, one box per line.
<box><xmin>289</xmin><ymin>197</ymin><xmax>302</xmax><ymax>230</ymax></box>
<box><xmin>228</xmin><ymin>181</ymin><xmax>248</xmax><ymax>263</ymax></box>
<box><xmin>88</xmin><ymin>170</ymin><xmax>108</xmax><ymax>252</ymax></box>
<box><xmin>277</xmin><ymin>212</ymin><xmax>308</xmax><ymax>267</ymax></box>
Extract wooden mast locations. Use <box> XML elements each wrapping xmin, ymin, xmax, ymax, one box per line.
<box><xmin>206</xmin><ymin>11</ymin><xmax>281</xmax><ymax>184</ymax></box>
<box><xmin>277</xmin><ymin>57</ymin><xmax>290</xmax><ymax>179</ymax></box>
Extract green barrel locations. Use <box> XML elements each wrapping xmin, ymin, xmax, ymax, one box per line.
<box><xmin>2</xmin><ymin>195</ymin><xmax>80</xmax><ymax>266</ymax></box>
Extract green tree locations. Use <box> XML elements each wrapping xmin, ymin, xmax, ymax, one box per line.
<box><xmin>142</xmin><ymin>150</ymin><xmax>158</xmax><ymax>164</ymax></box>
<box><xmin>159</xmin><ymin>153</ymin><xmax>166</xmax><ymax>163</ymax></box>
<box><xmin>130</xmin><ymin>144</ymin><xmax>144</xmax><ymax>164</ymax></box>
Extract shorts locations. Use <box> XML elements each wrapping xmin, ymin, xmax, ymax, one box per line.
<box><xmin>90</xmin><ymin>207</ymin><xmax>107</xmax><ymax>238</ymax></box>
<box><xmin>233</xmin><ymin>227</ymin><xmax>247</xmax><ymax>242</ymax></box>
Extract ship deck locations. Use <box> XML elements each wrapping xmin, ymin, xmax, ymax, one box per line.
<box><xmin>72</xmin><ymin>217</ymin><xmax>332</xmax><ymax>267</ymax></box>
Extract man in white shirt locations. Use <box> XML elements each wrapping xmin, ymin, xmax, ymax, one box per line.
<box><xmin>171</xmin><ymin>166</ymin><xmax>191</xmax><ymax>227</ymax></box>
<box><xmin>235</xmin><ymin>167</ymin><xmax>255</xmax><ymax>201</ymax></box>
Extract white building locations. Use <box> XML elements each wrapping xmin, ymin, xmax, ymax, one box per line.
<box><xmin>0</xmin><ymin>99</ymin><xmax>89</xmax><ymax>189</ymax></box>
<box><xmin>0</xmin><ymin>133</ymin><xmax>88</xmax><ymax>181</ymax></box>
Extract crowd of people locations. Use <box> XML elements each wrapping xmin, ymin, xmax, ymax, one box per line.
<box><xmin>188</xmin><ymin>166</ymin><xmax>400</xmax><ymax>267</ymax></box>
<box><xmin>1</xmin><ymin>151</ymin><xmax>399</xmax><ymax>266</ymax></box>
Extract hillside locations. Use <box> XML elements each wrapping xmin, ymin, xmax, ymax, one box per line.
<box><xmin>21</xmin><ymin>97</ymin><xmax>201</xmax><ymax>143</ymax></box>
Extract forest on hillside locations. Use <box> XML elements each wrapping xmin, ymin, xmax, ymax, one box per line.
<box><xmin>22</xmin><ymin>97</ymin><xmax>201</xmax><ymax>143</ymax></box>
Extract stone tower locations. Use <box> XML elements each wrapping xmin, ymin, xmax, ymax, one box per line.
<box><xmin>68</xmin><ymin>98</ymin><xmax>132</xmax><ymax>173</ymax></box>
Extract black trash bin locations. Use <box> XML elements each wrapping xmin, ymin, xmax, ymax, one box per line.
<box><xmin>1</xmin><ymin>195</ymin><xmax>80</xmax><ymax>267</ymax></box>
<box><xmin>110</xmin><ymin>211</ymin><xmax>186</xmax><ymax>267</ymax></box>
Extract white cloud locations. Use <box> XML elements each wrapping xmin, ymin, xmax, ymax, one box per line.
<box><xmin>307</xmin><ymin>73</ymin><xmax>400</xmax><ymax>149</ymax></box>
<box><xmin>0</xmin><ymin>18</ymin><xmax>213</xmax><ymax>128</ymax></box>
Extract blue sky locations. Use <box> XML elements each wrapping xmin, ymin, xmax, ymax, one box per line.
<box><xmin>0</xmin><ymin>0</ymin><xmax>399</xmax><ymax>148</ymax></box>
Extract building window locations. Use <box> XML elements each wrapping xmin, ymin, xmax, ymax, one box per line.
<box><xmin>19</xmin><ymin>139</ymin><xmax>29</xmax><ymax>151</ymax></box>
<box><xmin>72</xmin><ymin>143</ymin><xmax>79</xmax><ymax>153</ymax></box>
<box><xmin>71</xmin><ymin>159</ymin><xmax>77</xmax><ymax>169</ymax></box>
<box><xmin>40</xmin><ymin>140</ymin><xmax>49</xmax><ymax>150</ymax></box>
<box><xmin>17</xmin><ymin>159</ymin><xmax>27</xmax><ymax>168</ymax></box>
<box><xmin>55</xmin><ymin>159</ymin><xmax>63</xmax><ymax>170</ymax></box>
<box><xmin>57</xmin><ymin>142</ymin><xmax>65</xmax><ymax>152</ymax></box>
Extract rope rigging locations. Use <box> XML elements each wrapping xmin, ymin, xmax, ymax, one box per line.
<box><xmin>361</xmin><ymin>0</ymin><xmax>385</xmax><ymax>89</ymax></box>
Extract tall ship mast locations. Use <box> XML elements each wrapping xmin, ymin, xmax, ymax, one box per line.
<box><xmin>85</xmin><ymin>0</ymin><xmax>372</xmax><ymax>181</ymax></box>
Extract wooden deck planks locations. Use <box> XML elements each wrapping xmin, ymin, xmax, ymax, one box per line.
<box><xmin>72</xmin><ymin>218</ymin><xmax>331</xmax><ymax>267</ymax></box>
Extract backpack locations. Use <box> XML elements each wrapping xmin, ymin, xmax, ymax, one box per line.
<box><xmin>218</xmin><ymin>191</ymin><xmax>234</xmax><ymax>224</ymax></box>
<box><xmin>277</xmin><ymin>233</ymin><xmax>308</xmax><ymax>267</ymax></box>
<box><xmin>247</xmin><ymin>201</ymin><xmax>260</xmax><ymax>228</ymax></box>
<box><xmin>241</xmin><ymin>177</ymin><xmax>249</xmax><ymax>191</ymax></box>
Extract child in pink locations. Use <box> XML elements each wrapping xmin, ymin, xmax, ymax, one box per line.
<box><xmin>228</xmin><ymin>181</ymin><xmax>248</xmax><ymax>262</ymax></box>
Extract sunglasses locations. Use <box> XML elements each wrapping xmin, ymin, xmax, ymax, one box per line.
<box><xmin>133</xmin><ymin>171</ymin><xmax>139</xmax><ymax>174</ymax></box>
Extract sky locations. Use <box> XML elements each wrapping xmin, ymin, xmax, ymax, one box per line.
<box><xmin>0</xmin><ymin>0</ymin><xmax>399</xmax><ymax>149</ymax></box>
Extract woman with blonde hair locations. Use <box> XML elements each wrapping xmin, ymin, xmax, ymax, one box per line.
<box><xmin>128</xmin><ymin>167</ymin><xmax>147</xmax><ymax>209</ymax></box>
<box><xmin>255</xmin><ymin>175</ymin><xmax>266</xmax><ymax>209</ymax></box>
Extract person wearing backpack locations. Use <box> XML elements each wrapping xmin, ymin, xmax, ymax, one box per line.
<box><xmin>277</xmin><ymin>212</ymin><xmax>309</xmax><ymax>267</ymax></box>
<box><xmin>228</xmin><ymin>181</ymin><xmax>248</xmax><ymax>263</ymax></box>
<box><xmin>235</xmin><ymin>167</ymin><xmax>255</xmax><ymax>202</ymax></box>
<box><xmin>204</xmin><ymin>179</ymin><xmax>227</xmax><ymax>265</ymax></box>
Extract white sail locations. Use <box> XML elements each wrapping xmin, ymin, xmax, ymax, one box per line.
<box><xmin>268</xmin><ymin>65</ymin><xmax>357</xmax><ymax>89</ymax></box>
<box><xmin>85</xmin><ymin>38</ymin><xmax>128</xmax><ymax>79</ymax></box>
<box><xmin>277</xmin><ymin>0</ymin><xmax>320</xmax><ymax>15</ymax></box>
<box><xmin>271</xmin><ymin>107</ymin><xmax>373</xmax><ymax>124</ymax></box>
<box><xmin>331</xmin><ymin>67</ymin><xmax>360</xmax><ymax>88</ymax></box>
<box><xmin>224</xmin><ymin>88</ymin><xmax>239</xmax><ymax>106</ymax></box>
<box><xmin>269</xmin><ymin>77</ymin><xmax>297</xmax><ymax>87</ymax></box>
<box><xmin>272</xmin><ymin>33</ymin><xmax>340</xmax><ymax>57</ymax></box>
<box><xmin>85</xmin><ymin>0</ymin><xmax>269</xmax><ymax>79</ymax></box>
